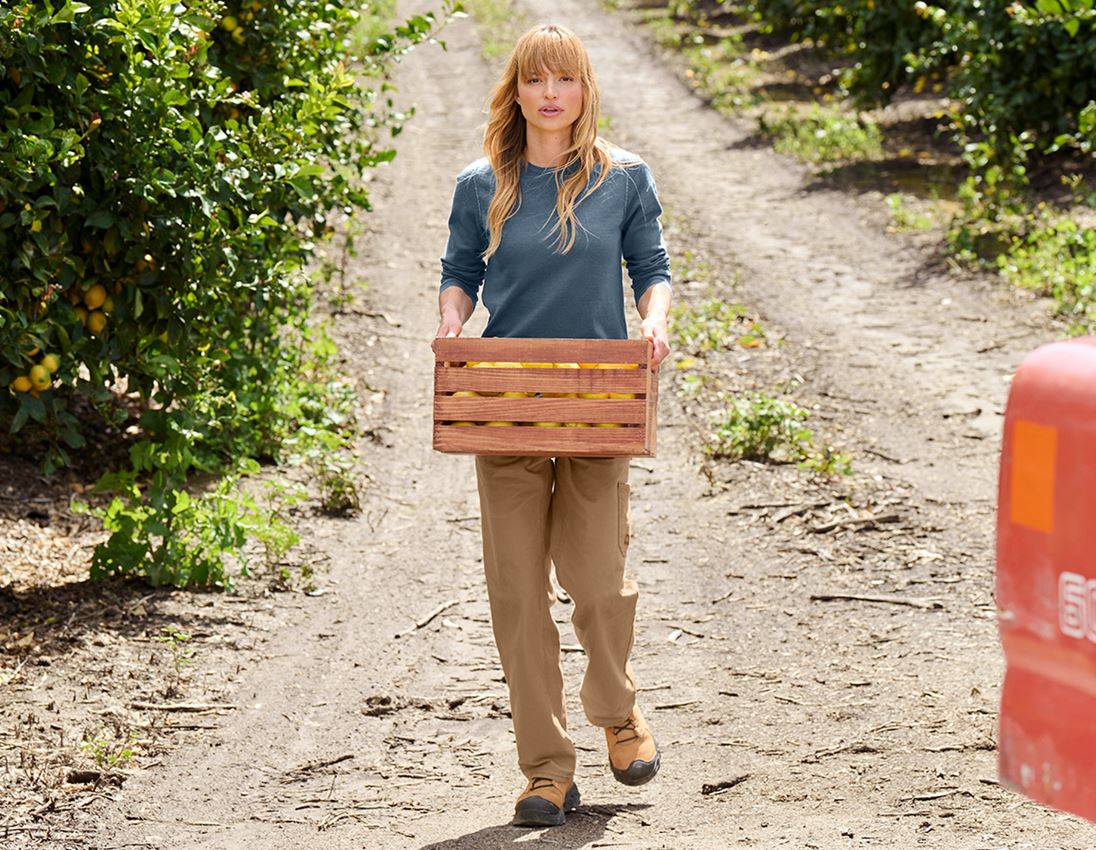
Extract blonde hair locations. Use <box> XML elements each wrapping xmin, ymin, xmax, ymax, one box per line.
<box><xmin>482</xmin><ymin>24</ymin><xmax>615</xmax><ymax>260</ymax></box>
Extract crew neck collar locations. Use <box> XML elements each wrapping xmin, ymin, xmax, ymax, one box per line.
<box><xmin>522</xmin><ymin>158</ymin><xmax>577</xmax><ymax>174</ymax></box>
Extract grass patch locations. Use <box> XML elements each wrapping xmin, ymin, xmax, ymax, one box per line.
<box><xmin>885</xmin><ymin>193</ymin><xmax>936</xmax><ymax>232</ymax></box>
<box><xmin>670</xmin><ymin>298</ymin><xmax>765</xmax><ymax>353</ymax></box>
<box><xmin>705</xmin><ymin>393</ymin><xmax>851</xmax><ymax>477</ymax></box>
<box><xmin>760</xmin><ymin>105</ymin><xmax>883</xmax><ymax>164</ymax></box>
<box><xmin>997</xmin><ymin>213</ymin><xmax>1096</xmax><ymax>333</ymax></box>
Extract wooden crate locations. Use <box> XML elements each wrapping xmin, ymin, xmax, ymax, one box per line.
<box><xmin>432</xmin><ymin>338</ymin><xmax>658</xmax><ymax>457</ymax></box>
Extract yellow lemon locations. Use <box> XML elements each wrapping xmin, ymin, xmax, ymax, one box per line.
<box><xmin>83</xmin><ymin>283</ymin><xmax>107</xmax><ymax>310</ymax></box>
<box><xmin>532</xmin><ymin>421</ymin><xmax>562</xmax><ymax>427</ymax></box>
<box><xmin>41</xmin><ymin>354</ymin><xmax>60</xmax><ymax>374</ymax></box>
<box><xmin>28</xmin><ymin>365</ymin><xmax>51</xmax><ymax>391</ymax></box>
<box><xmin>500</xmin><ymin>391</ymin><xmax>529</xmax><ymax>398</ymax></box>
<box><xmin>220</xmin><ymin>15</ymin><xmax>238</xmax><ymax>31</ymax></box>
<box><xmin>10</xmin><ymin>376</ymin><xmax>32</xmax><ymax>393</ymax></box>
<box><xmin>523</xmin><ymin>362</ymin><xmax>555</xmax><ymax>368</ymax></box>
<box><xmin>87</xmin><ymin>310</ymin><xmax>108</xmax><ymax>335</ymax></box>
<box><xmin>609</xmin><ymin>392</ymin><xmax>636</xmax><ymax>400</ymax></box>
<box><xmin>564</xmin><ymin>422</ymin><xmax>590</xmax><ymax>428</ymax></box>
<box><xmin>484</xmin><ymin>421</ymin><xmax>514</xmax><ymax>426</ymax></box>
<box><xmin>74</xmin><ymin>305</ymin><xmax>88</xmax><ymax>325</ymax></box>
<box><xmin>450</xmin><ymin>390</ymin><xmax>477</xmax><ymax>425</ymax></box>
<box><xmin>593</xmin><ymin>423</ymin><xmax>623</xmax><ymax>428</ymax></box>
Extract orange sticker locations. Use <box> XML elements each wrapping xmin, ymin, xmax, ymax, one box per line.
<box><xmin>1010</xmin><ymin>419</ymin><xmax>1057</xmax><ymax>533</ymax></box>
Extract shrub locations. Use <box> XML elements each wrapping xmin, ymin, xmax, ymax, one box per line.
<box><xmin>0</xmin><ymin>0</ymin><xmax>451</xmax><ymax>586</ymax></box>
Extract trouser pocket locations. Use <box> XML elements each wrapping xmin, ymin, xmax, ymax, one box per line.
<box><xmin>617</xmin><ymin>481</ymin><xmax>630</xmax><ymax>557</ymax></box>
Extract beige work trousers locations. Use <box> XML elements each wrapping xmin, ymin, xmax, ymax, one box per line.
<box><xmin>474</xmin><ymin>454</ymin><xmax>638</xmax><ymax>782</ymax></box>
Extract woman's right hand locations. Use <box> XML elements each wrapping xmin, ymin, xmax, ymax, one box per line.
<box><xmin>436</xmin><ymin>288</ymin><xmax>473</xmax><ymax>338</ymax></box>
<box><xmin>436</xmin><ymin>314</ymin><xmax>464</xmax><ymax>338</ymax></box>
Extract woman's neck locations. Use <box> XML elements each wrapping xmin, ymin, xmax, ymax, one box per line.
<box><xmin>524</xmin><ymin>125</ymin><xmax>572</xmax><ymax>168</ymax></box>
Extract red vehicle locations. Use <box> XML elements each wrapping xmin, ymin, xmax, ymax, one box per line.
<box><xmin>997</xmin><ymin>338</ymin><xmax>1096</xmax><ymax>821</ymax></box>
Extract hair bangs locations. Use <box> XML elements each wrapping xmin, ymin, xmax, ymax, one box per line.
<box><xmin>515</xmin><ymin>29</ymin><xmax>587</xmax><ymax>82</ymax></box>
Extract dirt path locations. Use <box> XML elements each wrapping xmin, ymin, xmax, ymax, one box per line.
<box><xmin>87</xmin><ymin>5</ymin><xmax>1096</xmax><ymax>849</ymax></box>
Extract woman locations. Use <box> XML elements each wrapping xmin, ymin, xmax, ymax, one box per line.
<box><xmin>435</xmin><ymin>23</ymin><xmax>672</xmax><ymax>828</ymax></box>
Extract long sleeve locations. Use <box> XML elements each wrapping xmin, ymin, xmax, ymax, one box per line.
<box><xmin>439</xmin><ymin>172</ymin><xmax>488</xmax><ymax>309</ymax></box>
<box><xmin>621</xmin><ymin>163</ymin><xmax>671</xmax><ymax>306</ymax></box>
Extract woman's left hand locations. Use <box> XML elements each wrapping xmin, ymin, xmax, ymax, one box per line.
<box><xmin>640</xmin><ymin>312</ymin><xmax>670</xmax><ymax>368</ymax></box>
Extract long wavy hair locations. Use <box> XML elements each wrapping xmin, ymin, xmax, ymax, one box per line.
<box><xmin>482</xmin><ymin>24</ymin><xmax>616</xmax><ymax>260</ymax></box>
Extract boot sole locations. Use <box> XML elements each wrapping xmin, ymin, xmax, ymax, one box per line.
<box><xmin>610</xmin><ymin>748</ymin><xmax>661</xmax><ymax>786</ymax></box>
<box><xmin>512</xmin><ymin>782</ymin><xmax>581</xmax><ymax>827</ymax></box>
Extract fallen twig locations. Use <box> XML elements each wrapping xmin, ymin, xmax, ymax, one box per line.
<box><xmin>291</xmin><ymin>753</ymin><xmax>355</xmax><ymax>773</ymax></box>
<box><xmin>394</xmin><ymin>599</ymin><xmax>459</xmax><ymax>639</ymax></box>
<box><xmin>803</xmin><ymin>741</ymin><xmax>879</xmax><ymax>762</ymax></box>
<box><xmin>701</xmin><ymin>774</ymin><xmax>750</xmax><ymax>796</ymax></box>
<box><xmin>772</xmin><ymin>501</ymin><xmax>830</xmax><ymax>523</ymax></box>
<box><xmin>654</xmin><ymin>699</ymin><xmax>700</xmax><ymax>710</ymax></box>
<box><xmin>810</xmin><ymin>593</ymin><xmax>943</xmax><ymax>611</ymax></box>
<box><xmin>811</xmin><ymin>513</ymin><xmax>901</xmax><ymax>534</ymax></box>
<box><xmin>128</xmin><ymin>701</ymin><xmax>236</xmax><ymax>712</ymax></box>
<box><xmin>361</xmin><ymin>310</ymin><xmax>402</xmax><ymax>327</ymax></box>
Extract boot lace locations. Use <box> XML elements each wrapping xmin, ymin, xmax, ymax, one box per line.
<box><xmin>610</xmin><ymin>716</ymin><xmax>639</xmax><ymax>744</ymax></box>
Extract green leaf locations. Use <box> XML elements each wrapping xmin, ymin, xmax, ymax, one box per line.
<box><xmin>9</xmin><ymin>405</ymin><xmax>29</xmax><ymax>434</ymax></box>
<box><xmin>51</xmin><ymin>2</ymin><xmax>91</xmax><ymax>24</ymax></box>
<box><xmin>172</xmin><ymin>489</ymin><xmax>191</xmax><ymax>515</ymax></box>
<box><xmin>85</xmin><ymin>210</ymin><xmax>113</xmax><ymax>229</ymax></box>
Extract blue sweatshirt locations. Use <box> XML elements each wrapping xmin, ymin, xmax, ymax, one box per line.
<box><xmin>439</xmin><ymin>148</ymin><xmax>671</xmax><ymax>339</ymax></box>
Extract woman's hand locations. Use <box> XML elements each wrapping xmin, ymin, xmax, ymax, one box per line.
<box><xmin>436</xmin><ymin>313</ymin><xmax>464</xmax><ymax>338</ymax></box>
<box><xmin>638</xmin><ymin>283</ymin><xmax>672</xmax><ymax>367</ymax></box>
<box><xmin>436</xmin><ymin>287</ymin><xmax>474</xmax><ymax>338</ymax></box>
<box><xmin>640</xmin><ymin>312</ymin><xmax>670</xmax><ymax>367</ymax></box>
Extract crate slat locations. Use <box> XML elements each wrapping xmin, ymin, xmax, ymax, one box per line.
<box><xmin>435</xmin><ymin>366</ymin><xmax>648</xmax><ymax>395</ymax></box>
<box><xmin>433</xmin><ymin>337</ymin><xmax>648</xmax><ymax>364</ymax></box>
<box><xmin>435</xmin><ymin>424</ymin><xmax>649</xmax><ymax>457</ymax></box>
<box><xmin>435</xmin><ymin>397</ymin><xmax>646</xmax><ymax>424</ymax></box>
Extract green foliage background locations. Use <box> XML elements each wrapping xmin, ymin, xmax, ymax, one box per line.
<box><xmin>0</xmin><ymin>0</ymin><xmax>451</xmax><ymax>587</ymax></box>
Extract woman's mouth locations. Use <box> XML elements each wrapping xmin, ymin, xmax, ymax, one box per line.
<box><xmin>539</xmin><ymin>106</ymin><xmax>563</xmax><ymax>116</ymax></box>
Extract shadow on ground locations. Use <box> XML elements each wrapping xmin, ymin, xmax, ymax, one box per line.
<box><xmin>418</xmin><ymin>803</ymin><xmax>652</xmax><ymax>849</ymax></box>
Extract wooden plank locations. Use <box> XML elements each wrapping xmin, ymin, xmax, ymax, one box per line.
<box><xmin>435</xmin><ymin>397</ymin><xmax>646</xmax><ymax>424</ymax></box>
<box><xmin>433</xmin><ymin>337</ymin><xmax>650</xmax><ymax>365</ymax></box>
<box><xmin>435</xmin><ymin>366</ymin><xmax>648</xmax><ymax>395</ymax></box>
<box><xmin>646</xmin><ymin>362</ymin><xmax>660</xmax><ymax>455</ymax></box>
<box><xmin>434</xmin><ymin>424</ymin><xmax>650</xmax><ymax>457</ymax></box>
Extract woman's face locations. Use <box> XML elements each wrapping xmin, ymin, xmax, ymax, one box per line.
<box><xmin>514</xmin><ymin>68</ymin><xmax>584</xmax><ymax>135</ymax></box>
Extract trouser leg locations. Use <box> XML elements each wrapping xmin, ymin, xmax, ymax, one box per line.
<box><xmin>475</xmin><ymin>455</ymin><xmax>575</xmax><ymax>781</ymax></box>
<box><xmin>550</xmin><ymin>456</ymin><xmax>638</xmax><ymax>727</ymax></box>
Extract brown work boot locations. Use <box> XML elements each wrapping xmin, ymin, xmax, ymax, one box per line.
<box><xmin>512</xmin><ymin>777</ymin><xmax>581</xmax><ymax>827</ymax></box>
<box><xmin>605</xmin><ymin>706</ymin><xmax>661</xmax><ymax>786</ymax></box>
